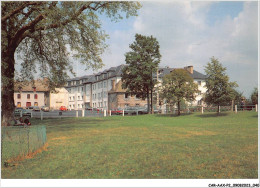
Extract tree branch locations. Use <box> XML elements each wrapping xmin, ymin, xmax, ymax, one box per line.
<box><xmin>1</xmin><ymin>2</ymin><xmax>42</xmax><ymax>23</ymax></box>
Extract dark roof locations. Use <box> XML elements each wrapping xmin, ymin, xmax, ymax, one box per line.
<box><xmin>66</xmin><ymin>64</ymin><xmax>206</xmax><ymax>87</ymax></box>
<box><xmin>153</xmin><ymin>67</ymin><xmax>207</xmax><ymax>79</ymax></box>
<box><xmin>189</xmin><ymin>70</ymin><xmax>207</xmax><ymax>79</ymax></box>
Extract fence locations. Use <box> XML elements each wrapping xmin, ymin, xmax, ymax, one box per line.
<box><xmin>1</xmin><ymin>125</ymin><xmax>47</xmax><ymax>163</ymax></box>
<box><xmin>161</xmin><ymin>104</ymin><xmax>258</xmax><ymax>114</ymax></box>
<box><xmin>26</xmin><ymin>104</ymin><xmax>258</xmax><ymax>120</ymax></box>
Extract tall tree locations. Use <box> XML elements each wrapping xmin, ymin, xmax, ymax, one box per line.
<box><xmin>1</xmin><ymin>1</ymin><xmax>141</xmax><ymax>126</ymax></box>
<box><xmin>250</xmin><ymin>87</ymin><xmax>258</xmax><ymax>105</ymax></box>
<box><xmin>121</xmin><ymin>34</ymin><xmax>161</xmax><ymax>113</ymax></box>
<box><xmin>160</xmin><ymin>69</ymin><xmax>198</xmax><ymax>116</ymax></box>
<box><xmin>204</xmin><ymin>57</ymin><xmax>238</xmax><ymax>113</ymax></box>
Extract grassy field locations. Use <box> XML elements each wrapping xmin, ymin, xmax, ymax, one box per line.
<box><xmin>1</xmin><ymin>111</ymin><xmax>258</xmax><ymax>179</ymax></box>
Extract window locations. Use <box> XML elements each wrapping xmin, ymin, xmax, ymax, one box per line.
<box><xmin>125</xmin><ymin>104</ymin><xmax>129</xmax><ymax>107</ymax></box>
<box><xmin>93</xmin><ymin>94</ymin><xmax>94</xmax><ymax>99</ymax></box>
<box><xmin>197</xmin><ymin>81</ymin><xmax>201</xmax><ymax>86</ymax></box>
<box><xmin>198</xmin><ymin>100</ymin><xmax>202</xmax><ymax>106</ymax></box>
<box><xmin>198</xmin><ymin>91</ymin><xmax>201</xmax><ymax>95</ymax></box>
<box><xmin>124</xmin><ymin>93</ymin><xmax>129</xmax><ymax>99</ymax></box>
<box><xmin>33</xmin><ymin>87</ymin><xmax>36</xmax><ymax>92</ymax></box>
<box><xmin>73</xmin><ymin>96</ymin><xmax>75</xmax><ymax>100</ymax></box>
<box><xmin>104</xmin><ymin>81</ymin><xmax>106</xmax><ymax>88</ymax></box>
<box><xmin>17</xmin><ymin>102</ymin><xmax>21</xmax><ymax>107</ymax></box>
<box><xmin>34</xmin><ymin>102</ymin><xmax>38</xmax><ymax>106</ymax></box>
<box><xmin>135</xmin><ymin>94</ymin><xmax>141</xmax><ymax>100</ymax></box>
<box><xmin>34</xmin><ymin>94</ymin><xmax>38</xmax><ymax>99</ymax></box>
<box><xmin>82</xmin><ymin>87</ymin><xmax>83</xmax><ymax>92</ymax></box>
<box><xmin>17</xmin><ymin>94</ymin><xmax>21</xmax><ymax>99</ymax></box>
<box><xmin>104</xmin><ymin>101</ymin><xmax>106</xmax><ymax>107</ymax></box>
<box><xmin>69</xmin><ymin>97</ymin><xmax>71</xmax><ymax>101</ymax></box>
<box><xmin>78</xmin><ymin>96</ymin><xmax>80</xmax><ymax>100</ymax></box>
<box><xmin>27</xmin><ymin>94</ymin><xmax>30</xmax><ymax>99</ymax></box>
<box><xmin>135</xmin><ymin>104</ymin><xmax>140</xmax><ymax>107</ymax></box>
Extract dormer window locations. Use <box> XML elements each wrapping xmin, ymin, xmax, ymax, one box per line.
<box><xmin>18</xmin><ymin>86</ymin><xmax>22</xmax><ymax>92</ymax></box>
<box><xmin>32</xmin><ymin>87</ymin><xmax>36</xmax><ymax>92</ymax></box>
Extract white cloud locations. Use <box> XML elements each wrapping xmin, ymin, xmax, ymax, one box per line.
<box><xmin>73</xmin><ymin>1</ymin><xmax>258</xmax><ymax>97</ymax></box>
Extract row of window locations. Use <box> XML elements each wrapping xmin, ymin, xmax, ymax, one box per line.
<box><xmin>92</xmin><ymin>101</ymin><xmax>107</xmax><ymax>108</ymax></box>
<box><xmin>17</xmin><ymin>94</ymin><xmax>38</xmax><ymax>99</ymax></box>
<box><xmin>92</xmin><ymin>92</ymin><xmax>107</xmax><ymax>100</ymax></box>
<box><xmin>69</xmin><ymin>96</ymin><xmax>84</xmax><ymax>101</ymax></box>
<box><xmin>92</xmin><ymin>81</ymin><xmax>107</xmax><ymax>90</ymax></box>
<box><xmin>17</xmin><ymin>102</ymin><xmax>38</xmax><ymax>107</ymax></box>
<box><xmin>69</xmin><ymin>104</ymin><xmax>84</xmax><ymax>109</ymax></box>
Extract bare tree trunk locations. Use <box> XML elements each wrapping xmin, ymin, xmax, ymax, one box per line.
<box><xmin>217</xmin><ymin>105</ymin><xmax>220</xmax><ymax>114</ymax></box>
<box><xmin>147</xmin><ymin>88</ymin><xmax>150</xmax><ymax>114</ymax></box>
<box><xmin>150</xmin><ymin>88</ymin><xmax>154</xmax><ymax>114</ymax></box>
<box><xmin>177</xmin><ymin>100</ymin><xmax>181</xmax><ymax>116</ymax></box>
<box><xmin>1</xmin><ymin>51</ymin><xmax>15</xmax><ymax>126</ymax></box>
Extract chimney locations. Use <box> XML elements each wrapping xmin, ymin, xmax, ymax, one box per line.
<box><xmin>112</xmin><ymin>80</ymin><xmax>115</xmax><ymax>91</ymax></box>
<box><xmin>184</xmin><ymin>66</ymin><xmax>193</xmax><ymax>74</ymax></box>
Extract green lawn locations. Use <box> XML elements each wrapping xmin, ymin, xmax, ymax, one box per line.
<box><xmin>1</xmin><ymin>111</ymin><xmax>258</xmax><ymax>179</ymax></box>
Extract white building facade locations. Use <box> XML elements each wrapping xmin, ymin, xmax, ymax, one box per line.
<box><xmin>65</xmin><ymin>65</ymin><xmax>207</xmax><ymax>110</ymax></box>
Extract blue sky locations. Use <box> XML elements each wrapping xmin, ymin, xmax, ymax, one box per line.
<box><xmin>206</xmin><ymin>1</ymin><xmax>244</xmax><ymax>25</ymax></box>
<box><xmin>15</xmin><ymin>1</ymin><xmax>258</xmax><ymax>98</ymax></box>
<box><xmin>92</xmin><ymin>1</ymin><xmax>258</xmax><ymax>99</ymax></box>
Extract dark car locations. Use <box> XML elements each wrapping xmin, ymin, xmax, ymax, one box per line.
<box><xmin>26</xmin><ymin>106</ymin><xmax>34</xmax><ymax>110</ymax></box>
<box><xmin>14</xmin><ymin>109</ymin><xmax>32</xmax><ymax>117</ymax></box>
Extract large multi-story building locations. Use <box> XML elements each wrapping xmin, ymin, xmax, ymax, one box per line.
<box><xmin>65</xmin><ymin>64</ymin><xmax>207</xmax><ymax>111</ymax></box>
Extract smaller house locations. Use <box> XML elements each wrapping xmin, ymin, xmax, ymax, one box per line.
<box><xmin>108</xmin><ymin>80</ymin><xmax>147</xmax><ymax>110</ymax></box>
<box><xmin>14</xmin><ymin>79</ymin><xmax>49</xmax><ymax>108</ymax></box>
<box><xmin>14</xmin><ymin>78</ymin><xmax>69</xmax><ymax>109</ymax></box>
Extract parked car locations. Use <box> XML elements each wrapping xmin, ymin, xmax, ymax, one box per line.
<box><xmin>14</xmin><ymin>109</ymin><xmax>32</xmax><ymax>117</ymax></box>
<box><xmin>41</xmin><ymin>106</ymin><xmax>50</xmax><ymax>112</ymax></box>
<box><xmin>124</xmin><ymin>106</ymin><xmax>139</xmax><ymax>115</ymax></box>
<box><xmin>111</xmin><ymin>108</ymin><xmax>123</xmax><ymax>115</ymax></box>
<box><xmin>86</xmin><ymin>107</ymin><xmax>100</xmax><ymax>112</ymax></box>
<box><xmin>59</xmin><ymin>106</ymin><xmax>67</xmax><ymax>111</ymax></box>
<box><xmin>26</xmin><ymin>106</ymin><xmax>34</xmax><ymax>110</ymax></box>
<box><xmin>32</xmin><ymin>106</ymin><xmax>40</xmax><ymax>111</ymax></box>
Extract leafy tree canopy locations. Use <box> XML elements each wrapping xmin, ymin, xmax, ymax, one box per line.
<box><xmin>161</xmin><ymin>69</ymin><xmax>198</xmax><ymax>115</ymax></box>
<box><xmin>251</xmin><ymin>87</ymin><xmax>258</xmax><ymax>105</ymax></box>
<box><xmin>204</xmin><ymin>57</ymin><xmax>238</xmax><ymax>107</ymax></box>
<box><xmin>1</xmin><ymin>1</ymin><xmax>141</xmax><ymax>126</ymax></box>
<box><xmin>121</xmin><ymin>33</ymin><xmax>161</xmax><ymax>112</ymax></box>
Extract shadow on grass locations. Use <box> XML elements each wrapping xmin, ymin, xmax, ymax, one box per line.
<box><xmin>32</xmin><ymin>118</ymin><xmax>115</xmax><ymax>132</ymax></box>
<box><xmin>155</xmin><ymin>113</ymin><xmax>193</xmax><ymax>117</ymax></box>
<box><xmin>251</xmin><ymin>114</ymin><xmax>258</xmax><ymax>118</ymax></box>
<box><xmin>196</xmin><ymin>112</ymin><xmax>229</xmax><ymax>118</ymax></box>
